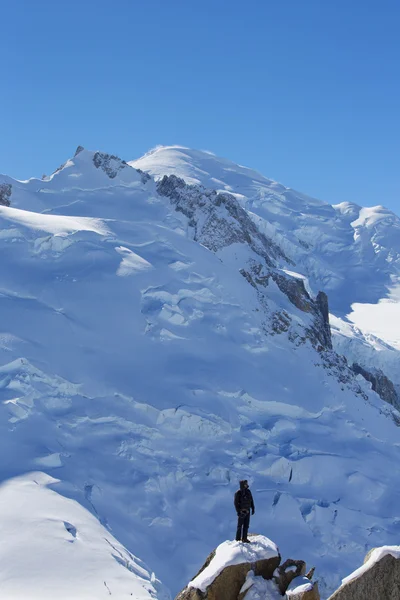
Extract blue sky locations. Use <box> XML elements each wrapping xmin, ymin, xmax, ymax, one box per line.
<box><xmin>2</xmin><ymin>0</ymin><xmax>399</xmax><ymax>211</ymax></box>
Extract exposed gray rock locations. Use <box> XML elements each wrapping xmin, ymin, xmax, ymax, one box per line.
<box><xmin>157</xmin><ymin>174</ymin><xmax>288</xmax><ymax>265</ymax></box>
<box><xmin>352</xmin><ymin>363</ymin><xmax>399</xmax><ymax>409</ymax></box>
<box><xmin>74</xmin><ymin>145</ymin><xmax>85</xmax><ymax>156</ymax></box>
<box><xmin>269</xmin><ymin>275</ymin><xmax>332</xmax><ymax>349</ymax></box>
<box><xmin>316</xmin><ymin>351</ymin><xmax>369</xmax><ymax>401</ymax></box>
<box><xmin>0</xmin><ymin>183</ymin><xmax>11</xmax><ymax>206</ymax></box>
<box><xmin>316</xmin><ymin>292</ymin><xmax>332</xmax><ymax>349</ymax></box>
<box><xmin>271</xmin><ymin>310</ymin><xmax>291</xmax><ymax>334</ymax></box>
<box><xmin>92</xmin><ymin>151</ymin><xmax>129</xmax><ymax>179</ymax></box>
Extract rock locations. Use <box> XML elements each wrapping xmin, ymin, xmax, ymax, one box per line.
<box><xmin>92</xmin><ymin>151</ymin><xmax>128</xmax><ymax>179</ymax></box>
<box><xmin>305</xmin><ymin>567</ymin><xmax>315</xmax><ymax>580</ymax></box>
<box><xmin>286</xmin><ymin>576</ymin><xmax>320</xmax><ymax>600</ymax></box>
<box><xmin>0</xmin><ymin>183</ymin><xmax>12</xmax><ymax>206</ymax></box>
<box><xmin>275</xmin><ymin>558</ymin><xmax>306</xmax><ymax>594</ymax></box>
<box><xmin>175</xmin><ymin>534</ymin><xmax>280</xmax><ymax>600</ymax></box>
<box><xmin>156</xmin><ymin>174</ymin><xmax>287</xmax><ymax>264</ymax></box>
<box><xmin>328</xmin><ymin>548</ymin><xmax>400</xmax><ymax>600</ymax></box>
<box><xmin>316</xmin><ymin>291</ymin><xmax>332</xmax><ymax>349</ymax></box>
<box><xmin>352</xmin><ymin>363</ymin><xmax>399</xmax><ymax>409</ymax></box>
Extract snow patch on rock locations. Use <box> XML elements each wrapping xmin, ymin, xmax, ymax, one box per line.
<box><xmin>341</xmin><ymin>546</ymin><xmax>400</xmax><ymax>587</ymax></box>
<box><xmin>188</xmin><ymin>536</ymin><xmax>279</xmax><ymax>592</ymax></box>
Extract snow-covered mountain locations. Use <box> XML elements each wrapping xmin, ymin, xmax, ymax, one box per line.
<box><xmin>0</xmin><ymin>145</ymin><xmax>399</xmax><ymax>599</ymax></box>
<box><xmin>132</xmin><ymin>146</ymin><xmax>400</xmax><ymax>389</ymax></box>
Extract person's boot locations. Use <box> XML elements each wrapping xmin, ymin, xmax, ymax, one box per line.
<box><xmin>242</xmin><ymin>538</ymin><xmax>251</xmax><ymax>543</ymax></box>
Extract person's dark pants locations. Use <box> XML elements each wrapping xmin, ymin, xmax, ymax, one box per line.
<box><xmin>236</xmin><ymin>510</ymin><xmax>250</xmax><ymax>541</ymax></box>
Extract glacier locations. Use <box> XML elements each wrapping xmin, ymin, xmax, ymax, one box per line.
<box><xmin>0</xmin><ymin>145</ymin><xmax>399</xmax><ymax>598</ymax></box>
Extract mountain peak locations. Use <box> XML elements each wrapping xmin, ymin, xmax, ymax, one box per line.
<box><xmin>130</xmin><ymin>145</ymin><xmax>277</xmax><ymax>191</ymax></box>
<box><xmin>74</xmin><ymin>145</ymin><xmax>85</xmax><ymax>157</ymax></box>
<box><xmin>40</xmin><ymin>148</ymin><xmax>143</xmax><ymax>190</ymax></box>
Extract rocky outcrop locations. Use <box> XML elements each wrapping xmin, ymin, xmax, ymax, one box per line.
<box><xmin>74</xmin><ymin>145</ymin><xmax>85</xmax><ymax>156</ymax></box>
<box><xmin>270</xmin><ymin>274</ymin><xmax>332</xmax><ymax>350</ymax></box>
<box><xmin>174</xmin><ymin>534</ymin><xmax>323</xmax><ymax>600</ymax></box>
<box><xmin>352</xmin><ymin>363</ymin><xmax>399</xmax><ymax>409</ymax></box>
<box><xmin>175</xmin><ymin>534</ymin><xmax>280</xmax><ymax>600</ymax></box>
<box><xmin>92</xmin><ymin>151</ymin><xmax>129</xmax><ymax>179</ymax></box>
<box><xmin>275</xmin><ymin>559</ymin><xmax>306</xmax><ymax>595</ymax></box>
<box><xmin>0</xmin><ymin>183</ymin><xmax>11</xmax><ymax>206</ymax></box>
<box><xmin>315</xmin><ymin>291</ymin><xmax>332</xmax><ymax>349</ymax></box>
<box><xmin>177</xmin><ymin>557</ymin><xmax>280</xmax><ymax>600</ymax></box>
<box><xmin>328</xmin><ymin>547</ymin><xmax>400</xmax><ymax>600</ymax></box>
<box><xmin>286</xmin><ymin>576</ymin><xmax>320</xmax><ymax>599</ymax></box>
<box><xmin>157</xmin><ymin>174</ymin><xmax>288</xmax><ymax>266</ymax></box>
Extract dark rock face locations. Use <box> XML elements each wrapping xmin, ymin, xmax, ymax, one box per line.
<box><xmin>269</xmin><ymin>276</ymin><xmax>332</xmax><ymax>350</ymax></box>
<box><xmin>0</xmin><ymin>183</ymin><xmax>12</xmax><ymax>206</ymax></box>
<box><xmin>316</xmin><ymin>292</ymin><xmax>332</xmax><ymax>348</ymax></box>
<box><xmin>157</xmin><ymin>175</ymin><xmax>288</xmax><ymax>265</ymax></box>
<box><xmin>328</xmin><ymin>553</ymin><xmax>400</xmax><ymax>600</ymax></box>
<box><xmin>92</xmin><ymin>151</ymin><xmax>129</xmax><ymax>179</ymax></box>
<box><xmin>352</xmin><ymin>363</ymin><xmax>399</xmax><ymax>409</ymax></box>
<box><xmin>74</xmin><ymin>145</ymin><xmax>85</xmax><ymax>156</ymax></box>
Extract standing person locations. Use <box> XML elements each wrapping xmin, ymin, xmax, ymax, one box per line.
<box><xmin>234</xmin><ymin>479</ymin><xmax>255</xmax><ymax>543</ymax></box>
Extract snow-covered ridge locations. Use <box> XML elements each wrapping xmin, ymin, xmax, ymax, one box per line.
<box><xmin>0</xmin><ymin>472</ymin><xmax>168</xmax><ymax>600</ymax></box>
<box><xmin>132</xmin><ymin>145</ymin><xmax>400</xmax><ymax>310</ymax></box>
<box><xmin>133</xmin><ymin>144</ymin><xmax>400</xmax><ymax>401</ymax></box>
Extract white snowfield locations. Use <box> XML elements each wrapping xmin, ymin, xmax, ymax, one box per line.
<box><xmin>0</xmin><ymin>472</ymin><xmax>167</xmax><ymax>600</ymax></box>
<box><xmin>0</xmin><ymin>146</ymin><xmax>399</xmax><ymax>599</ymax></box>
<box><xmin>0</xmin><ymin>204</ymin><xmax>110</xmax><ymax>237</ymax></box>
<box><xmin>188</xmin><ymin>535</ymin><xmax>278</xmax><ymax>591</ymax></box>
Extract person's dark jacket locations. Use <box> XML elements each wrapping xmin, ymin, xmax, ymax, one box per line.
<box><xmin>234</xmin><ymin>480</ymin><xmax>255</xmax><ymax>515</ymax></box>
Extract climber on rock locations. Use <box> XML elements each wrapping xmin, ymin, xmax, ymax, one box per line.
<box><xmin>234</xmin><ymin>479</ymin><xmax>255</xmax><ymax>543</ymax></box>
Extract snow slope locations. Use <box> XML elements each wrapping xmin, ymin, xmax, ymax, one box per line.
<box><xmin>0</xmin><ymin>472</ymin><xmax>166</xmax><ymax>600</ymax></box>
<box><xmin>0</xmin><ymin>147</ymin><xmax>400</xmax><ymax>599</ymax></box>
